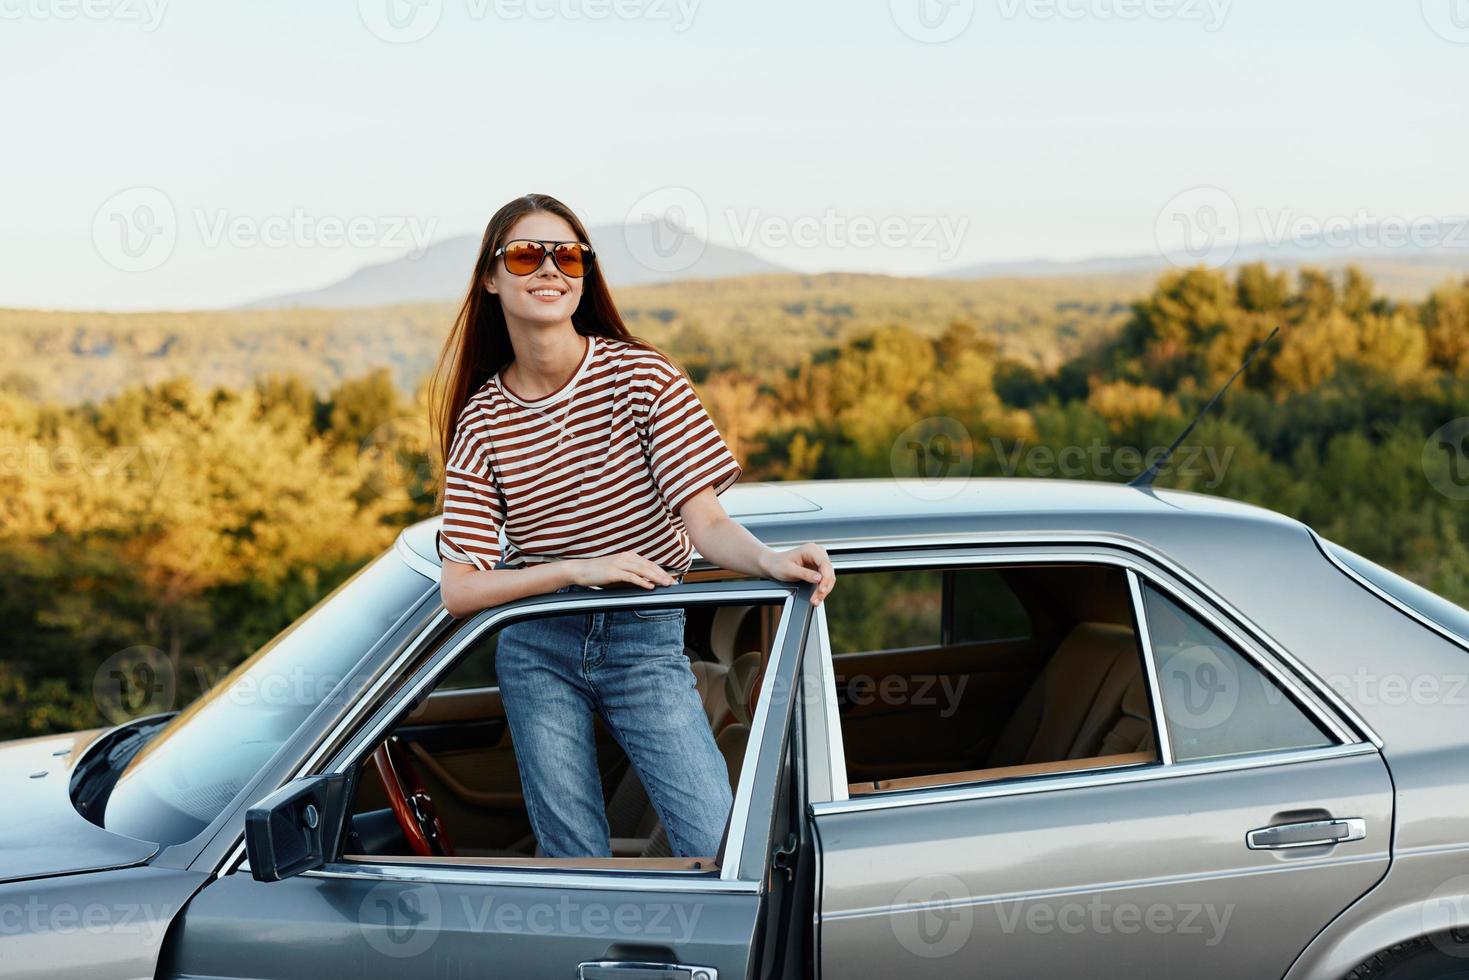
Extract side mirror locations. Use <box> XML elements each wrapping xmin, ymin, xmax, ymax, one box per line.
<box><xmin>244</xmin><ymin>773</ymin><xmax>353</xmax><ymax>883</ymax></box>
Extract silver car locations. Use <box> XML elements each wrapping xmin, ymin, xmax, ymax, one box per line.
<box><xmin>5</xmin><ymin>478</ymin><xmax>1469</xmax><ymax>979</ymax></box>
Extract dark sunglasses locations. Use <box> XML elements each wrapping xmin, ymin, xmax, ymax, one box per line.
<box><xmin>493</xmin><ymin>239</ymin><xmax>596</xmax><ymax>278</ymax></box>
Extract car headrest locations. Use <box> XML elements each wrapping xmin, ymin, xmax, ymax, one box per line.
<box><xmin>723</xmin><ymin>651</ymin><xmax>763</xmax><ymax>726</ymax></box>
<box><xmin>709</xmin><ymin>605</ymin><xmax>757</xmax><ymax>666</ymax></box>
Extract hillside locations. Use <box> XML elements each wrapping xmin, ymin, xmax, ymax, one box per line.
<box><xmin>0</xmin><ymin>271</ymin><xmax>1154</xmax><ymax>404</ymax></box>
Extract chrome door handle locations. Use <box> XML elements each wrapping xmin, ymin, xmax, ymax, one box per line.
<box><xmin>578</xmin><ymin>961</ymin><xmax>717</xmax><ymax>980</ymax></box>
<box><xmin>1246</xmin><ymin>818</ymin><xmax>1366</xmax><ymax>850</ymax></box>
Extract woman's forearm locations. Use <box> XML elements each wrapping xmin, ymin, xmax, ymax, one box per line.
<box><xmin>439</xmin><ymin>559</ymin><xmax>580</xmax><ymax>618</ymax></box>
<box><xmin>687</xmin><ymin>514</ymin><xmax>778</xmax><ymax>578</ymax></box>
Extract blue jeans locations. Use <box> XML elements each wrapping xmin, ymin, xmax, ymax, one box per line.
<box><xmin>495</xmin><ymin>582</ymin><xmax>734</xmax><ymax>858</ymax></box>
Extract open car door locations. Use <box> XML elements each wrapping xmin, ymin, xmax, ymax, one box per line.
<box><xmin>160</xmin><ymin>580</ymin><xmax>815</xmax><ymax>980</ymax></box>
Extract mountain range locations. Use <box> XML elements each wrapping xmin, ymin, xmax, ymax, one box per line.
<box><xmin>245</xmin><ymin>220</ymin><xmax>1469</xmax><ymax>309</ymax></box>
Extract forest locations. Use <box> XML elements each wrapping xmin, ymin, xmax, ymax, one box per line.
<box><xmin>1</xmin><ymin>262</ymin><xmax>1466</xmax><ymax>739</ymax></box>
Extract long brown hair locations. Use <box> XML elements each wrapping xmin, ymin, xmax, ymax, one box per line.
<box><xmin>430</xmin><ymin>193</ymin><xmax>659</xmax><ymax>510</ymax></box>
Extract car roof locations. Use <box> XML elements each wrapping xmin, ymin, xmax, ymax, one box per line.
<box><xmin>398</xmin><ymin>477</ymin><xmax>1305</xmax><ymax>569</ymax></box>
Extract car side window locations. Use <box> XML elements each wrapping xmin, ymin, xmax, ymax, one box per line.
<box><xmin>830</xmin><ymin>561</ymin><xmax>1161</xmax><ymax>797</ymax></box>
<box><xmin>821</xmin><ymin>567</ymin><xmax>1031</xmax><ymax>654</ymax></box>
<box><xmin>823</xmin><ymin>568</ymin><xmax>942</xmax><ymax>654</ymax></box>
<box><xmin>1140</xmin><ymin>585</ymin><xmax>1334</xmax><ymax>762</ymax></box>
<box><xmin>341</xmin><ymin>597</ymin><xmax>789</xmax><ymax>871</ymax></box>
<box><xmin>437</xmin><ymin>632</ymin><xmax>499</xmax><ymax>690</ymax></box>
<box><xmin>950</xmin><ymin>568</ymin><xmax>1031</xmax><ymax>644</ymax></box>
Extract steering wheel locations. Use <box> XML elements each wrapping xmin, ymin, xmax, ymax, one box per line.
<box><xmin>372</xmin><ymin>736</ymin><xmax>455</xmax><ymax>857</ymax></box>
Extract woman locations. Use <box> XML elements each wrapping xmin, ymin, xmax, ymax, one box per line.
<box><xmin>430</xmin><ymin>193</ymin><xmax>835</xmax><ymax>860</ymax></box>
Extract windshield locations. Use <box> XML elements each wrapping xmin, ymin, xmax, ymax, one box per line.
<box><xmin>101</xmin><ymin>551</ymin><xmax>433</xmax><ymax>845</ymax></box>
<box><xmin>1325</xmin><ymin>540</ymin><xmax>1469</xmax><ymax>648</ymax></box>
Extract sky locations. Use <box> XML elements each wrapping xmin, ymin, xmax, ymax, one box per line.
<box><xmin>1</xmin><ymin>0</ymin><xmax>1466</xmax><ymax>310</ymax></box>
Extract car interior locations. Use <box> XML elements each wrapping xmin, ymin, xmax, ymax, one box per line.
<box><xmin>828</xmin><ymin>563</ymin><xmax>1161</xmax><ymax>796</ymax></box>
<box><xmin>341</xmin><ymin>598</ymin><xmax>786</xmax><ymax>871</ymax></box>
<box><xmin>336</xmin><ymin>559</ymin><xmax>1328</xmax><ymax>870</ymax></box>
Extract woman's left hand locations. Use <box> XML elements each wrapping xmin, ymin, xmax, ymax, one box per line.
<box><xmin>760</xmin><ymin>542</ymin><xmax>835</xmax><ymax>605</ymax></box>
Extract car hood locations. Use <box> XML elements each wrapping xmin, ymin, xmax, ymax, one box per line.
<box><xmin>0</xmin><ymin>728</ymin><xmax>158</xmax><ymax>884</ymax></box>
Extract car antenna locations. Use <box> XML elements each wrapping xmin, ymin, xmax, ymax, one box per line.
<box><xmin>1129</xmin><ymin>325</ymin><xmax>1280</xmax><ymax>489</ymax></box>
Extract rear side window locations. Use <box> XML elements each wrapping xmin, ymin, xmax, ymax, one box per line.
<box><xmin>1140</xmin><ymin>585</ymin><xmax>1333</xmax><ymax>762</ymax></box>
<box><xmin>1326</xmin><ymin>541</ymin><xmax>1469</xmax><ymax>647</ymax></box>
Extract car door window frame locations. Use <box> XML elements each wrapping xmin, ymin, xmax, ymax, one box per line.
<box><xmin>220</xmin><ymin>579</ymin><xmax>810</xmax><ymax>892</ymax></box>
<box><xmin>803</xmin><ymin>541</ymin><xmax>1380</xmax><ymax>814</ymax></box>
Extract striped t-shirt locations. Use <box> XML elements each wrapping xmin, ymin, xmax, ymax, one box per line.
<box><xmin>436</xmin><ymin>333</ymin><xmax>743</xmax><ymax>576</ymax></box>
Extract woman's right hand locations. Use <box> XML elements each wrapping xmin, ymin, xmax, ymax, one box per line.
<box><xmin>570</xmin><ymin>552</ymin><xmax>677</xmax><ymax>589</ymax></box>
